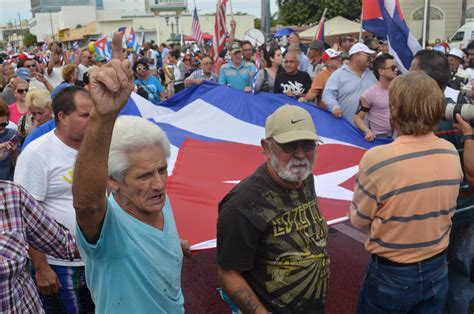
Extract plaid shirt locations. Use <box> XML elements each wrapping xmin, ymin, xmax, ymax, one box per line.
<box><xmin>0</xmin><ymin>181</ymin><xmax>75</xmax><ymax>313</ymax></box>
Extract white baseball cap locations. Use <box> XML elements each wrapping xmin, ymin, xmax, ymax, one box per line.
<box><xmin>349</xmin><ymin>43</ymin><xmax>376</xmax><ymax>56</ymax></box>
<box><xmin>447</xmin><ymin>48</ymin><xmax>465</xmax><ymax>60</ymax></box>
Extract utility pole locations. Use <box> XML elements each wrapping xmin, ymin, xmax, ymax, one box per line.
<box><xmin>261</xmin><ymin>0</ymin><xmax>271</xmax><ymax>41</ymax></box>
<box><xmin>49</xmin><ymin>9</ymin><xmax>55</xmax><ymax>41</ymax></box>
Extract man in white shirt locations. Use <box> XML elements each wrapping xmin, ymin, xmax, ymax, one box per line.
<box><xmin>14</xmin><ymin>86</ymin><xmax>94</xmax><ymax>313</ymax></box>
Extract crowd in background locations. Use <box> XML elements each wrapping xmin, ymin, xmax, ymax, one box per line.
<box><xmin>0</xmin><ymin>20</ymin><xmax>473</xmax><ymax>313</ymax></box>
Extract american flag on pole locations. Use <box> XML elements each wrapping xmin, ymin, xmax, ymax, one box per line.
<box><xmin>211</xmin><ymin>0</ymin><xmax>227</xmax><ymax>61</ymax></box>
<box><xmin>191</xmin><ymin>6</ymin><xmax>204</xmax><ymax>43</ymax></box>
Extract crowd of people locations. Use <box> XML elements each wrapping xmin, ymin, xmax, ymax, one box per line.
<box><xmin>0</xmin><ymin>19</ymin><xmax>473</xmax><ymax>314</ymax></box>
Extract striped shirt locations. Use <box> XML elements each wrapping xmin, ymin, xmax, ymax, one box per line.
<box><xmin>0</xmin><ymin>181</ymin><xmax>75</xmax><ymax>313</ymax></box>
<box><xmin>350</xmin><ymin>133</ymin><xmax>463</xmax><ymax>263</ymax></box>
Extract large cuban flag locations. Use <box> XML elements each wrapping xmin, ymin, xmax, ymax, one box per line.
<box><xmin>121</xmin><ymin>83</ymin><xmax>390</xmax><ymax>250</ymax></box>
<box><xmin>362</xmin><ymin>0</ymin><xmax>422</xmax><ymax>72</ymax></box>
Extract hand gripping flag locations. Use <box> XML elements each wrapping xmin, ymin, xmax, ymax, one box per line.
<box><xmin>120</xmin><ymin>83</ymin><xmax>391</xmax><ymax>250</ymax></box>
<box><xmin>128</xmin><ymin>27</ymin><xmax>140</xmax><ymax>53</ymax></box>
<box><xmin>362</xmin><ymin>0</ymin><xmax>421</xmax><ymax>72</ymax></box>
<box><xmin>94</xmin><ymin>36</ymin><xmax>112</xmax><ymax>59</ymax></box>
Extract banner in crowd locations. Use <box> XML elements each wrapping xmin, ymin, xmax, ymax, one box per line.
<box><xmin>120</xmin><ymin>83</ymin><xmax>390</xmax><ymax>250</ymax></box>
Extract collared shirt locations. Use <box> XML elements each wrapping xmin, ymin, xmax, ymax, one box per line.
<box><xmin>322</xmin><ymin>64</ymin><xmax>377</xmax><ymax>123</ymax></box>
<box><xmin>219</xmin><ymin>61</ymin><xmax>256</xmax><ymax>91</ymax></box>
<box><xmin>0</xmin><ymin>181</ymin><xmax>75</xmax><ymax>313</ymax></box>
<box><xmin>188</xmin><ymin>69</ymin><xmax>219</xmax><ymax>83</ymax></box>
<box><xmin>298</xmin><ymin>52</ymin><xmax>310</xmax><ymax>72</ymax></box>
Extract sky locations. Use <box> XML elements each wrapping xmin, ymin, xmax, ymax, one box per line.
<box><xmin>0</xmin><ymin>0</ymin><xmax>279</xmax><ymax>25</ymax></box>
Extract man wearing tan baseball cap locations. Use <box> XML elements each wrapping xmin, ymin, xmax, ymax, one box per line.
<box><xmin>217</xmin><ymin>104</ymin><xmax>329</xmax><ymax>314</ymax></box>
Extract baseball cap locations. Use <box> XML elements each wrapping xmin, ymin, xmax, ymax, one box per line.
<box><xmin>349</xmin><ymin>43</ymin><xmax>376</xmax><ymax>56</ymax></box>
<box><xmin>447</xmin><ymin>48</ymin><xmax>465</xmax><ymax>61</ymax></box>
<box><xmin>15</xmin><ymin>68</ymin><xmax>31</xmax><ymax>81</ymax></box>
<box><xmin>265</xmin><ymin>105</ymin><xmax>321</xmax><ymax>144</ymax></box>
<box><xmin>96</xmin><ymin>55</ymin><xmax>107</xmax><ymax>62</ymax></box>
<box><xmin>322</xmin><ymin>49</ymin><xmax>341</xmax><ymax>63</ymax></box>
<box><xmin>309</xmin><ymin>40</ymin><xmax>324</xmax><ymax>51</ymax></box>
<box><xmin>229</xmin><ymin>42</ymin><xmax>242</xmax><ymax>54</ymax></box>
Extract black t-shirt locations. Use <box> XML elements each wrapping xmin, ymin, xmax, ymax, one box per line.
<box><xmin>273</xmin><ymin>70</ymin><xmax>312</xmax><ymax>97</ymax></box>
<box><xmin>217</xmin><ymin>164</ymin><xmax>329</xmax><ymax>313</ymax></box>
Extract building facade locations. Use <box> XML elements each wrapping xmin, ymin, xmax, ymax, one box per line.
<box><xmin>400</xmin><ymin>0</ymin><xmax>474</xmax><ymax>42</ymax></box>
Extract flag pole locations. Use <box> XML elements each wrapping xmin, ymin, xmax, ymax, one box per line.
<box><xmin>359</xmin><ymin>12</ymin><xmax>364</xmax><ymax>43</ymax></box>
<box><xmin>422</xmin><ymin>0</ymin><xmax>429</xmax><ymax>49</ymax></box>
<box><xmin>313</xmin><ymin>8</ymin><xmax>327</xmax><ymax>41</ymax></box>
<box><xmin>229</xmin><ymin>0</ymin><xmax>234</xmax><ymax>21</ymax></box>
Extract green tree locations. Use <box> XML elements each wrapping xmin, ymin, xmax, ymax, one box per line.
<box><xmin>277</xmin><ymin>0</ymin><xmax>361</xmax><ymax>25</ymax></box>
<box><xmin>23</xmin><ymin>31</ymin><xmax>37</xmax><ymax>47</ymax></box>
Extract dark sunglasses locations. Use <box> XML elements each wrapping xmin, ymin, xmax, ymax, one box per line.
<box><xmin>184</xmin><ymin>58</ymin><xmax>191</xmax><ymax>61</ymax></box>
<box><xmin>275</xmin><ymin>140</ymin><xmax>318</xmax><ymax>154</ymax></box>
<box><xmin>16</xmin><ymin>88</ymin><xmax>29</xmax><ymax>94</ymax></box>
<box><xmin>0</xmin><ymin>121</ymin><xmax>8</xmax><ymax>127</ymax></box>
<box><xmin>136</xmin><ymin>67</ymin><xmax>147</xmax><ymax>71</ymax></box>
<box><xmin>25</xmin><ymin>64</ymin><xmax>36</xmax><ymax>68</ymax></box>
<box><xmin>383</xmin><ymin>65</ymin><xmax>397</xmax><ymax>71</ymax></box>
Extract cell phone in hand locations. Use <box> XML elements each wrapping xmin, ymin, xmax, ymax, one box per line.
<box><xmin>9</xmin><ymin>134</ymin><xmax>20</xmax><ymax>145</ymax></box>
<box><xmin>118</xmin><ymin>26</ymin><xmax>126</xmax><ymax>33</ymax></box>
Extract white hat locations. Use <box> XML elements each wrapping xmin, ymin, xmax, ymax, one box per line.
<box><xmin>349</xmin><ymin>43</ymin><xmax>375</xmax><ymax>56</ymax></box>
<box><xmin>447</xmin><ymin>48</ymin><xmax>465</xmax><ymax>60</ymax></box>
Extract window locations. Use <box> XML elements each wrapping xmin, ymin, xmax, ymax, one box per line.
<box><xmin>450</xmin><ymin>32</ymin><xmax>464</xmax><ymax>42</ymax></box>
<box><xmin>467</xmin><ymin>7</ymin><xmax>474</xmax><ymax>19</ymax></box>
<box><xmin>412</xmin><ymin>7</ymin><xmax>444</xmax><ymax>21</ymax></box>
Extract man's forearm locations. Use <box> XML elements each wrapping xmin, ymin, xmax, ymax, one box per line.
<box><xmin>29</xmin><ymin>247</ymin><xmax>50</xmax><ymax>270</ymax></box>
<box><xmin>72</xmin><ymin>110</ymin><xmax>116</xmax><ymax>241</ymax></box>
<box><xmin>218</xmin><ymin>267</ymin><xmax>267</xmax><ymax>314</ymax></box>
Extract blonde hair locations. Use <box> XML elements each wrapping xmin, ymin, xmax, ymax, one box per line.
<box><xmin>62</xmin><ymin>64</ymin><xmax>78</xmax><ymax>82</ymax></box>
<box><xmin>12</xmin><ymin>78</ymin><xmax>29</xmax><ymax>90</ymax></box>
<box><xmin>389</xmin><ymin>71</ymin><xmax>444</xmax><ymax>135</ymax></box>
<box><xmin>26</xmin><ymin>89</ymin><xmax>52</xmax><ymax>111</ymax></box>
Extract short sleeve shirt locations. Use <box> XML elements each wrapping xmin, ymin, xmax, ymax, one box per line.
<box><xmin>360</xmin><ymin>84</ymin><xmax>392</xmax><ymax>136</ymax></box>
<box><xmin>217</xmin><ymin>164</ymin><xmax>329</xmax><ymax>313</ymax></box>
<box><xmin>76</xmin><ymin>194</ymin><xmax>184</xmax><ymax>313</ymax></box>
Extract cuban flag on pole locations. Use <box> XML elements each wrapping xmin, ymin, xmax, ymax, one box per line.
<box><xmin>120</xmin><ymin>82</ymin><xmax>390</xmax><ymax>250</ymax></box>
<box><xmin>128</xmin><ymin>27</ymin><xmax>140</xmax><ymax>53</ymax></box>
<box><xmin>94</xmin><ymin>36</ymin><xmax>112</xmax><ymax>59</ymax></box>
<box><xmin>316</xmin><ymin>17</ymin><xmax>325</xmax><ymax>43</ymax></box>
<box><xmin>362</xmin><ymin>0</ymin><xmax>421</xmax><ymax>72</ymax></box>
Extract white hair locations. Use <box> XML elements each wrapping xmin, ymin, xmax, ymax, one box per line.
<box><xmin>108</xmin><ymin>116</ymin><xmax>171</xmax><ymax>181</ymax></box>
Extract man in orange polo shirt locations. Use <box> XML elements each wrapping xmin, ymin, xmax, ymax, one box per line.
<box><xmin>305</xmin><ymin>49</ymin><xmax>341</xmax><ymax>108</ymax></box>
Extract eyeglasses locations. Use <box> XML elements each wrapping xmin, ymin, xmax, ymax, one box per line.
<box><xmin>16</xmin><ymin>88</ymin><xmax>29</xmax><ymax>94</ymax></box>
<box><xmin>274</xmin><ymin>140</ymin><xmax>318</xmax><ymax>154</ymax></box>
<box><xmin>25</xmin><ymin>64</ymin><xmax>36</xmax><ymax>68</ymax></box>
<box><xmin>383</xmin><ymin>65</ymin><xmax>397</xmax><ymax>71</ymax></box>
<box><xmin>184</xmin><ymin>58</ymin><xmax>191</xmax><ymax>61</ymax></box>
<box><xmin>284</xmin><ymin>60</ymin><xmax>297</xmax><ymax>64</ymax></box>
<box><xmin>202</xmin><ymin>62</ymin><xmax>213</xmax><ymax>65</ymax></box>
<box><xmin>0</xmin><ymin>121</ymin><xmax>8</xmax><ymax>127</ymax></box>
<box><xmin>136</xmin><ymin>67</ymin><xmax>147</xmax><ymax>71</ymax></box>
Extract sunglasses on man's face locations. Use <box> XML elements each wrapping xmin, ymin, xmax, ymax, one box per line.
<box><xmin>25</xmin><ymin>64</ymin><xmax>36</xmax><ymax>68</ymax></box>
<box><xmin>275</xmin><ymin>140</ymin><xmax>318</xmax><ymax>154</ymax></box>
<box><xmin>383</xmin><ymin>65</ymin><xmax>398</xmax><ymax>72</ymax></box>
<box><xmin>16</xmin><ymin>88</ymin><xmax>29</xmax><ymax>94</ymax></box>
<box><xmin>136</xmin><ymin>67</ymin><xmax>147</xmax><ymax>71</ymax></box>
<box><xmin>0</xmin><ymin>121</ymin><xmax>9</xmax><ymax>127</ymax></box>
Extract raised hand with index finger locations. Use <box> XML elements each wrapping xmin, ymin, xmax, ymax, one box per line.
<box><xmin>89</xmin><ymin>32</ymin><xmax>134</xmax><ymax>115</ymax></box>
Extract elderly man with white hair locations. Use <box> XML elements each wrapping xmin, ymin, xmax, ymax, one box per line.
<box><xmin>72</xmin><ymin>32</ymin><xmax>188</xmax><ymax>313</ymax></box>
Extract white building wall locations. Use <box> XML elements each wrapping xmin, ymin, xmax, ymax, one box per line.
<box><xmin>29</xmin><ymin>12</ymin><xmax>60</xmax><ymax>43</ymax></box>
<box><xmin>58</xmin><ymin>6</ymin><xmax>97</xmax><ymax>30</ymax></box>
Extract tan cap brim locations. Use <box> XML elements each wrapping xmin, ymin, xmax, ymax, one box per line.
<box><xmin>273</xmin><ymin>130</ymin><xmax>322</xmax><ymax>144</ymax></box>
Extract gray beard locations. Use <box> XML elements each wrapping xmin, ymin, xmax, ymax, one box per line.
<box><xmin>270</xmin><ymin>154</ymin><xmax>312</xmax><ymax>183</ymax></box>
